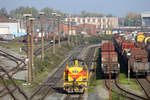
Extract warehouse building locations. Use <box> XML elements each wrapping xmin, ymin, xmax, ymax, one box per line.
<box><xmin>141</xmin><ymin>12</ymin><xmax>150</xmax><ymax>27</ymax></box>
<box><xmin>0</xmin><ymin>15</ymin><xmax>25</xmax><ymax>40</ymax></box>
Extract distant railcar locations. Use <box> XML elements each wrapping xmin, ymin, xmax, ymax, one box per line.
<box><xmin>101</xmin><ymin>51</ymin><xmax>120</xmax><ymax>74</ymax></box>
<box><xmin>122</xmin><ymin>41</ymin><xmax>135</xmax><ymax>63</ymax></box>
<box><xmin>129</xmin><ymin>48</ymin><xmax>150</xmax><ymax>75</ymax></box>
<box><xmin>101</xmin><ymin>42</ymin><xmax>120</xmax><ymax>75</ymax></box>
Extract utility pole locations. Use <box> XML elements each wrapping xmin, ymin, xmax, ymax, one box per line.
<box><xmin>52</xmin><ymin>12</ymin><xmax>56</xmax><ymax>54</ymax></box>
<box><xmin>75</xmin><ymin>26</ymin><xmax>78</xmax><ymax>46</ymax></box>
<box><xmin>67</xmin><ymin>15</ymin><xmax>70</xmax><ymax>46</ymax></box>
<box><xmin>57</xmin><ymin>14</ymin><xmax>61</xmax><ymax>48</ymax></box>
<box><xmin>24</xmin><ymin>14</ymin><xmax>32</xmax><ymax>83</ymax></box>
<box><xmin>70</xmin><ymin>17</ymin><xmax>74</xmax><ymax>46</ymax></box>
<box><xmin>29</xmin><ymin>18</ymin><xmax>35</xmax><ymax>80</ymax></box>
<box><xmin>39</xmin><ymin>12</ymin><xmax>45</xmax><ymax>60</ymax></box>
<box><xmin>108</xmin><ymin>40</ymin><xmax>111</xmax><ymax>100</ymax></box>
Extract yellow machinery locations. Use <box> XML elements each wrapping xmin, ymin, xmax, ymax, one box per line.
<box><xmin>145</xmin><ymin>37</ymin><xmax>150</xmax><ymax>44</ymax></box>
<box><xmin>106</xmin><ymin>30</ymin><xmax>112</xmax><ymax>35</ymax></box>
<box><xmin>63</xmin><ymin>59</ymin><xmax>88</xmax><ymax>93</ymax></box>
<box><xmin>137</xmin><ymin>34</ymin><xmax>145</xmax><ymax>42</ymax></box>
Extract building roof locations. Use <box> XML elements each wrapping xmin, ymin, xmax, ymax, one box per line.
<box><xmin>141</xmin><ymin>11</ymin><xmax>150</xmax><ymax>17</ymax></box>
<box><xmin>0</xmin><ymin>15</ymin><xmax>17</xmax><ymax>23</ymax></box>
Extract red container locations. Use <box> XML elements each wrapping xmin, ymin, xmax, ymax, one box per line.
<box><xmin>122</xmin><ymin>41</ymin><xmax>135</xmax><ymax>50</ymax></box>
<box><xmin>130</xmin><ymin>48</ymin><xmax>148</xmax><ymax>58</ymax></box>
<box><xmin>101</xmin><ymin>42</ymin><xmax>115</xmax><ymax>51</ymax></box>
<box><xmin>101</xmin><ymin>52</ymin><xmax>118</xmax><ymax>62</ymax></box>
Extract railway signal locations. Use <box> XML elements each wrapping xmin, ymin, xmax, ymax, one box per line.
<box><xmin>39</xmin><ymin>12</ymin><xmax>45</xmax><ymax>60</ymax></box>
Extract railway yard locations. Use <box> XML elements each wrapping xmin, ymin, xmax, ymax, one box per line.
<box><xmin>1</xmin><ymin>32</ymin><xmax>150</xmax><ymax>100</ymax></box>
<box><xmin>0</xmin><ymin>1</ymin><xmax>150</xmax><ymax>100</ymax></box>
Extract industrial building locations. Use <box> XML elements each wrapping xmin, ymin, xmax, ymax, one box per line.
<box><xmin>0</xmin><ymin>15</ymin><xmax>26</xmax><ymax>40</ymax></box>
<box><xmin>141</xmin><ymin>12</ymin><xmax>150</xmax><ymax>27</ymax></box>
<box><xmin>65</xmin><ymin>17</ymin><xmax>119</xmax><ymax>29</ymax></box>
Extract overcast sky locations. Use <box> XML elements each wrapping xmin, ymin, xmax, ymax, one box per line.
<box><xmin>0</xmin><ymin>0</ymin><xmax>150</xmax><ymax>17</ymax></box>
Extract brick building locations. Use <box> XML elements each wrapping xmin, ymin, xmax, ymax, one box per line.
<box><xmin>65</xmin><ymin>17</ymin><xmax>119</xmax><ymax>29</ymax></box>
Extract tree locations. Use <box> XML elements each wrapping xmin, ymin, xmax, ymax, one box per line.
<box><xmin>106</xmin><ymin>14</ymin><xmax>113</xmax><ymax>17</ymax></box>
<box><xmin>124</xmin><ymin>13</ymin><xmax>141</xmax><ymax>26</ymax></box>
<box><xmin>10</xmin><ymin>6</ymin><xmax>26</xmax><ymax>19</ymax></box>
<box><xmin>118</xmin><ymin>18</ymin><xmax>125</xmax><ymax>27</ymax></box>
<box><xmin>80</xmin><ymin>10</ymin><xmax>104</xmax><ymax>17</ymax></box>
<box><xmin>41</xmin><ymin>7</ymin><xmax>53</xmax><ymax>17</ymax></box>
<box><xmin>30</xmin><ymin>7</ymin><xmax>38</xmax><ymax>18</ymax></box>
<box><xmin>10</xmin><ymin>6</ymin><xmax>39</xmax><ymax>19</ymax></box>
<box><xmin>0</xmin><ymin>8</ymin><xmax>8</xmax><ymax>16</ymax></box>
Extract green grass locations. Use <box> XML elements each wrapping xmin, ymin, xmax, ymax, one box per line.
<box><xmin>30</xmin><ymin>72</ymin><xmax>48</xmax><ymax>87</ymax></box>
<box><xmin>119</xmin><ymin>73</ymin><xmax>129</xmax><ymax>84</ymax></box>
<box><xmin>111</xmin><ymin>91</ymin><xmax>127</xmax><ymax>100</ymax></box>
<box><xmin>30</xmin><ymin>41</ymin><xmax>73</xmax><ymax>87</ymax></box>
<box><xmin>0</xmin><ymin>39</ymin><xmax>26</xmax><ymax>55</ymax></box>
<box><xmin>0</xmin><ymin>40</ymin><xmax>23</xmax><ymax>49</ymax></box>
<box><xmin>88</xmin><ymin>80</ymin><xmax>103</xmax><ymax>93</ymax></box>
<box><xmin>118</xmin><ymin>73</ymin><xmax>142</xmax><ymax>91</ymax></box>
<box><xmin>0</xmin><ymin>79</ymin><xmax>24</xmax><ymax>85</ymax></box>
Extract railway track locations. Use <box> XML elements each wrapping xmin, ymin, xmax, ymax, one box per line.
<box><xmin>64</xmin><ymin>94</ymin><xmax>83</xmax><ymax>100</ymax></box>
<box><xmin>22</xmin><ymin>42</ymin><xmax>52</xmax><ymax>57</ymax></box>
<box><xmin>29</xmin><ymin>46</ymin><xmax>84</xmax><ymax>100</ymax></box>
<box><xmin>0</xmin><ymin>66</ymin><xmax>28</xmax><ymax>100</ymax></box>
<box><xmin>0</xmin><ymin>50</ymin><xmax>27</xmax><ymax>99</ymax></box>
<box><xmin>23</xmin><ymin>40</ymin><xmax>67</xmax><ymax>57</ymax></box>
<box><xmin>62</xmin><ymin>45</ymin><xmax>99</xmax><ymax>100</ymax></box>
<box><xmin>0</xmin><ymin>50</ymin><xmax>26</xmax><ymax>77</ymax></box>
<box><xmin>84</xmin><ymin>47</ymin><xmax>96</xmax><ymax>69</ymax></box>
<box><xmin>146</xmin><ymin>76</ymin><xmax>150</xmax><ymax>84</ymax></box>
<box><xmin>105</xmin><ymin>77</ymin><xmax>148</xmax><ymax>100</ymax></box>
<box><xmin>0</xmin><ymin>44</ymin><xmax>98</xmax><ymax>100</ymax></box>
<box><xmin>136</xmin><ymin>77</ymin><xmax>150</xmax><ymax>99</ymax></box>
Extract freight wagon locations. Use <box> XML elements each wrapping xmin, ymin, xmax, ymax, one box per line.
<box><xmin>114</xmin><ymin>33</ymin><xmax>150</xmax><ymax>76</ymax></box>
<box><xmin>101</xmin><ymin>41</ymin><xmax>120</xmax><ymax>75</ymax></box>
<box><xmin>101</xmin><ymin>52</ymin><xmax>120</xmax><ymax>74</ymax></box>
<box><xmin>129</xmin><ymin>48</ymin><xmax>150</xmax><ymax>75</ymax></box>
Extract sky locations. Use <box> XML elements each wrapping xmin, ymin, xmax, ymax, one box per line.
<box><xmin>0</xmin><ymin>0</ymin><xmax>150</xmax><ymax>17</ymax></box>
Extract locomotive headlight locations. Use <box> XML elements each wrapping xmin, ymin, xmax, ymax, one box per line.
<box><xmin>118</xmin><ymin>64</ymin><xmax>120</xmax><ymax>68</ymax></box>
<box><xmin>127</xmin><ymin>53</ymin><xmax>131</xmax><ymax>56</ymax></box>
<box><xmin>83</xmin><ymin>78</ymin><xmax>86</xmax><ymax>80</ymax></box>
<box><xmin>101</xmin><ymin>64</ymin><xmax>103</xmax><ymax>68</ymax></box>
<box><xmin>65</xmin><ymin>84</ymin><xmax>70</xmax><ymax>88</ymax></box>
<box><xmin>79</xmin><ymin>84</ymin><xmax>84</xmax><ymax>88</ymax></box>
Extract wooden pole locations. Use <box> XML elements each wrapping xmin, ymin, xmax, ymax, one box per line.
<box><xmin>29</xmin><ymin>18</ymin><xmax>35</xmax><ymax>80</ymax></box>
<box><xmin>57</xmin><ymin>15</ymin><xmax>61</xmax><ymax>48</ymax></box>
<box><xmin>67</xmin><ymin>15</ymin><xmax>70</xmax><ymax>46</ymax></box>
<box><xmin>128</xmin><ymin>60</ymin><xmax>130</xmax><ymax>84</ymax></box>
<box><xmin>39</xmin><ymin>12</ymin><xmax>45</xmax><ymax>60</ymax></box>
<box><xmin>108</xmin><ymin>40</ymin><xmax>111</xmax><ymax>100</ymax></box>
<box><xmin>24</xmin><ymin>13</ymin><xmax>32</xmax><ymax>83</ymax></box>
<box><xmin>52</xmin><ymin>13</ymin><xmax>56</xmax><ymax>54</ymax></box>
